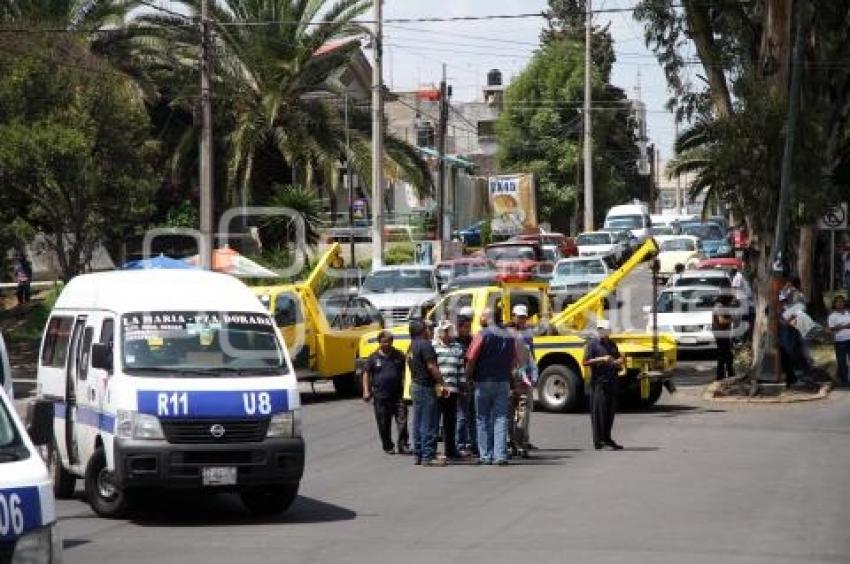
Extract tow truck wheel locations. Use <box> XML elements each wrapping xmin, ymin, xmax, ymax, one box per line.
<box><xmin>538</xmin><ymin>365</ymin><xmax>583</xmax><ymax>413</ymax></box>
<box><xmin>48</xmin><ymin>438</ymin><xmax>77</xmax><ymax>499</ymax></box>
<box><xmin>85</xmin><ymin>447</ymin><xmax>130</xmax><ymax>518</ymax></box>
<box><xmin>333</xmin><ymin>374</ymin><xmax>362</xmax><ymax>398</ymax></box>
<box><xmin>241</xmin><ymin>484</ymin><xmax>299</xmax><ymax>517</ymax></box>
<box><xmin>637</xmin><ymin>381</ymin><xmax>664</xmax><ymax>408</ymax></box>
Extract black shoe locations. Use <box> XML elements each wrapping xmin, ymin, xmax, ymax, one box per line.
<box><xmin>496</xmin><ymin>460</ymin><xmax>509</xmax><ymax>466</ymax></box>
<box><xmin>605</xmin><ymin>441</ymin><xmax>624</xmax><ymax>450</ymax></box>
<box><xmin>594</xmin><ymin>443</ymin><xmax>603</xmax><ymax>450</ymax></box>
<box><xmin>384</xmin><ymin>448</ymin><xmax>395</xmax><ymax>455</ymax></box>
<box><xmin>414</xmin><ymin>457</ymin><xmax>422</xmax><ymax>465</ymax></box>
<box><xmin>396</xmin><ymin>445</ymin><xmax>412</xmax><ymax>455</ymax></box>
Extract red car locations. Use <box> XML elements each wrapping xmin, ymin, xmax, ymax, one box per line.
<box><xmin>695</xmin><ymin>257</ymin><xmax>744</xmax><ymax>272</ymax></box>
<box><xmin>511</xmin><ymin>231</ymin><xmax>578</xmax><ymax>258</ymax></box>
<box><xmin>484</xmin><ymin>241</ymin><xmax>554</xmax><ymax>275</ymax></box>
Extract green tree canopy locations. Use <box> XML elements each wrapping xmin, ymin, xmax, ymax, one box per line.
<box><xmin>495</xmin><ymin>38</ymin><xmax>642</xmax><ymax>231</ymax></box>
<box><xmin>0</xmin><ymin>35</ymin><xmax>157</xmax><ymax>279</ymax></box>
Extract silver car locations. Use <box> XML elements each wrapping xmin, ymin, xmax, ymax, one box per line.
<box><xmin>550</xmin><ymin>256</ymin><xmax>616</xmax><ymax>310</ymax></box>
<box><xmin>359</xmin><ymin>265</ymin><xmax>440</xmax><ymax>326</ymax></box>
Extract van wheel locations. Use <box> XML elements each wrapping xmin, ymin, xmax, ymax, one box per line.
<box><xmin>538</xmin><ymin>365</ymin><xmax>584</xmax><ymax>413</ymax></box>
<box><xmin>333</xmin><ymin>375</ymin><xmax>361</xmax><ymax>397</ymax></box>
<box><xmin>85</xmin><ymin>447</ymin><xmax>130</xmax><ymax>518</ymax></box>
<box><xmin>49</xmin><ymin>439</ymin><xmax>77</xmax><ymax>499</ymax></box>
<box><xmin>241</xmin><ymin>484</ymin><xmax>299</xmax><ymax>517</ymax></box>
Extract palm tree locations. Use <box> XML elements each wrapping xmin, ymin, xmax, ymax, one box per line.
<box><xmin>126</xmin><ymin>0</ymin><xmax>432</xmax><ymax>211</ymax></box>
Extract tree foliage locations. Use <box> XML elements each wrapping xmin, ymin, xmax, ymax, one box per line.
<box><xmin>0</xmin><ymin>35</ymin><xmax>157</xmax><ymax>280</ymax></box>
<box><xmin>120</xmin><ymin>0</ymin><xmax>432</xmax><ymax>213</ymax></box>
<box><xmin>495</xmin><ymin>38</ymin><xmax>642</xmax><ymax>230</ymax></box>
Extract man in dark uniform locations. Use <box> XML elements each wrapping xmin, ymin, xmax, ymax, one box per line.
<box><xmin>408</xmin><ymin>319</ymin><xmax>446</xmax><ymax>466</ymax></box>
<box><xmin>362</xmin><ymin>331</ymin><xmax>409</xmax><ymax>454</ymax></box>
<box><xmin>583</xmin><ymin>319</ymin><xmax>624</xmax><ymax>450</ymax></box>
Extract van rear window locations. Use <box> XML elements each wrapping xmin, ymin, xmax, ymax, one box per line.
<box><xmin>41</xmin><ymin>316</ymin><xmax>74</xmax><ymax>368</ymax></box>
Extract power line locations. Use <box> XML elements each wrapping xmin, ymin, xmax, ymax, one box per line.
<box><xmin>136</xmin><ymin>0</ymin><xmax>192</xmax><ymax>21</ymax></box>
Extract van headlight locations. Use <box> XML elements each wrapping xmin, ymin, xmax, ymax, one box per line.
<box><xmin>116</xmin><ymin>410</ymin><xmax>164</xmax><ymax>441</ymax></box>
<box><xmin>13</xmin><ymin>522</ymin><xmax>62</xmax><ymax>563</ymax></box>
<box><xmin>267</xmin><ymin>409</ymin><xmax>301</xmax><ymax>438</ymax></box>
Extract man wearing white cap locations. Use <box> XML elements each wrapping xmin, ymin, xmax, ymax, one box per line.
<box><xmin>583</xmin><ymin>319</ymin><xmax>624</xmax><ymax>450</ymax></box>
<box><xmin>433</xmin><ymin>319</ymin><xmax>463</xmax><ymax>459</ymax></box>
<box><xmin>455</xmin><ymin>306</ymin><xmax>477</xmax><ymax>456</ymax></box>
<box><xmin>509</xmin><ymin>304</ymin><xmax>537</xmax><ymax>458</ymax></box>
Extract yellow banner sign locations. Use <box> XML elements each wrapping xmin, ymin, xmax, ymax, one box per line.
<box><xmin>489</xmin><ymin>174</ymin><xmax>537</xmax><ymax>235</ymax></box>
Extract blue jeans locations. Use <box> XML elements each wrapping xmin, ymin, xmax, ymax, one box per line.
<box><xmin>475</xmin><ymin>381</ymin><xmax>510</xmax><ymax>463</ymax></box>
<box><xmin>412</xmin><ymin>382</ymin><xmax>439</xmax><ymax>461</ymax></box>
<box><xmin>836</xmin><ymin>340</ymin><xmax>850</xmax><ymax>384</ymax></box>
<box><xmin>456</xmin><ymin>389</ymin><xmax>477</xmax><ymax>450</ymax></box>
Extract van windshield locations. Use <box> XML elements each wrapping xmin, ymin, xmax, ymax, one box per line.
<box><xmin>122</xmin><ymin>311</ymin><xmax>287</xmax><ymax>375</ymax></box>
<box><xmin>0</xmin><ymin>396</ymin><xmax>27</xmax><ymax>462</ymax></box>
<box><xmin>605</xmin><ymin>215</ymin><xmax>644</xmax><ymax>230</ymax></box>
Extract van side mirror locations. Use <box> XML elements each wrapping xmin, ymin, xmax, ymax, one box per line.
<box><xmin>26</xmin><ymin>400</ymin><xmax>53</xmax><ymax>446</ymax></box>
<box><xmin>91</xmin><ymin>343</ymin><xmax>113</xmax><ymax>372</ymax></box>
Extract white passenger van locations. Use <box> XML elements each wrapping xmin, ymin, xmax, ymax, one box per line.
<box><xmin>35</xmin><ymin>270</ymin><xmax>304</xmax><ymax>518</ymax></box>
<box><xmin>1</xmin><ymin>380</ymin><xmax>61</xmax><ymax>561</ymax></box>
<box><xmin>604</xmin><ymin>203</ymin><xmax>652</xmax><ymax>240</ymax></box>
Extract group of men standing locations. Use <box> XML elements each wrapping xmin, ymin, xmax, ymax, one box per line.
<box><xmin>362</xmin><ymin>307</ymin><xmax>625</xmax><ymax>465</ymax></box>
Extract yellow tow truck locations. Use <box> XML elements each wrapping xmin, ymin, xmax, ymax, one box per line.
<box><xmin>356</xmin><ymin>238</ymin><xmax>677</xmax><ymax>411</ymax></box>
<box><xmin>254</xmin><ymin>243</ymin><xmax>383</xmax><ymax>396</ymax></box>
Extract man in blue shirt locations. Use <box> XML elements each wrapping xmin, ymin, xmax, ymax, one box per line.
<box><xmin>466</xmin><ymin>308</ymin><xmax>515</xmax><ymax>465</ymax></box>
<box><xmin>362</xmin><ymin>331</ymin><xmax>409</xmax><ymax>454</ymax></box>
<box><xmin>583</xmin><ymin>319</ymin><xmax>624</xmax><ymax>450</ymax></box>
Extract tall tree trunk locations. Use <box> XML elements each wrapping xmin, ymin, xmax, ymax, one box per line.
<box><xmin>749</xmin><ymin>233</ymin><xmax>780</xmax><ymax>380</ymax></box>
<box><xmin>759</xmin><ymin>0</ymin><xmax>794</xmax><ymax>94</ymax></box>
<box><xmin>797</xmin><ymin>223</ymin><xmax>815</xmax><ymax>303</ymax></box>
<box><xmin>684</xmin><ymin>0</ymin><xmax>734</xmax><ymax>117</ymax></box>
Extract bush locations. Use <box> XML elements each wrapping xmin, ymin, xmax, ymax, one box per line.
<box><xmin>356</xmin><ymin>243</ymin><xmax>417</xmax><ymax>271</ymax></box>
<box><xmin>383</xmin><ymin>244</ymin><xmax>415</xmax><ymax>265</ymax></box>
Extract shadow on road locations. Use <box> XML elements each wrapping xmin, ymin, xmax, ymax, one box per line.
<box><xmin>128</xmin><ymin>494</ymin><xmax>356</xmax><ymax>527</ymax></box>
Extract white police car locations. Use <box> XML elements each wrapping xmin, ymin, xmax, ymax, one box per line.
<box><xmin>1</xmin><ymin>383</ymin><xmax>61</xmax><ymax>562</ymax></box>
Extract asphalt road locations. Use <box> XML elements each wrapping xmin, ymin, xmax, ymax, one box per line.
<box><xmin>49</xmin><ymin>264</ymin><xmax>850</xmax><ymax>564</ymax></box>
<box><xmin>54</xmin><ymin>383</ymin><xmax>850</xmax><ymax>564</ymax></box>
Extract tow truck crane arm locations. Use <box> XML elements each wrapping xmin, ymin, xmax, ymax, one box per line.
<box><xmin>304</xmin><ymin>242</ymin><xmax>344</xmax><ymax>296</ymax></box>
<box><xmin>296</xmin><ymin>242</ymin><xmax>345</xmax><ymax>335</ymax></box>
<box><xmin>549</xmin><ymin>238</ymin><xmax>659</xmax><ymax>333</ymax></box>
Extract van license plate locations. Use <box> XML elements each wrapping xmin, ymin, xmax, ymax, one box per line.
<box><xmin>202</xmin><ymin>467</ymin><xmax>237</xmax><ymax>486</ymax></box>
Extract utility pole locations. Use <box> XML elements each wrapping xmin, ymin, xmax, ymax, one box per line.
<box><xmin>437</xmin><ymin>63</ymin><xmax>449</xmax><ymax>247</ymax></box>
<box><xmin>345</xmin><ymin>92</ymin><xmax>355</xmax><ymax>270</ymax></box>
<box><xmin>583</xmin><ymin>0</ymin><xmax>594</xmax><ymax>232</ymax></box>
<box><xmin>674</xmin><ymin>117</ymin><xmax>682</xmax><ymax>213</ymax></box>
<box><xmin>199</xmin><ymin>0</ymin><xmax>214</xmax><ymax>270</ymax></box>
<box><xmin>370</xmin><ymin>0</ymin><xmax>384</xmax><ymax>268</ymax></box>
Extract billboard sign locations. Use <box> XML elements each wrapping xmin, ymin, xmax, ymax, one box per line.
<box><xmin>488</xmin><ymin>174</ymin><xmax>537</xmax><ymax>235</ymax></box>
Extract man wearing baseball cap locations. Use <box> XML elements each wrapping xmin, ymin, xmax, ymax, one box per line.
<box><xmin>509</xmin><ymin>304</ymin><xmax>536</xmax><ymax>458</ymax></box>
<box><xmin>433</xmin><ymin>319</ymin><xmax>463</xmax><ymax>459</ymax></box>
<box><xmin>455</xmin><ymin>306</ymin><xmax>477</xmax><ymax>456</ymax></box>
<box><xmin>583</xmin><ymin>319</ymin><xmax>624</xmax><ymax>450</ymax></box>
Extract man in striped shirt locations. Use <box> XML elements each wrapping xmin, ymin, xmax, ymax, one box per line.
<box><xmin>433</xmin><ymin>319</ymin><xmax>464</xmax><ymax>460</ymax></box>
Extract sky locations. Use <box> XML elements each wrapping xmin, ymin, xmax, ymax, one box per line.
<box><xmin>382</xmin><ymin>0</ymin><xmax>678</xmax><ymax>159</ymax></box>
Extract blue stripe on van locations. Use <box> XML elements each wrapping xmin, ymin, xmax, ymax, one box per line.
<box><xmin>54</xmin><ymin>404</ymin><xmax>115</xmax><ymax>434</ymax></box>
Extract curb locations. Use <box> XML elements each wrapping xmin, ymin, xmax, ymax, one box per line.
<box><xmin>702</xmin><ymin>382</ymin><xmax>833</xmax><ymax>404</ymax></box>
